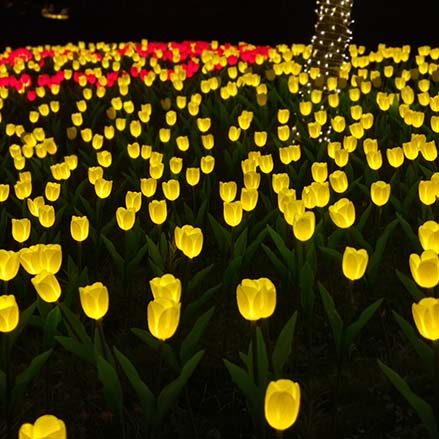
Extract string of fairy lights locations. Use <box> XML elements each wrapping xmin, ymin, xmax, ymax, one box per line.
<box><xmin>294</xmin><ymin>0</ymin><xmax>354</xmax><ymax>145</ymax></box>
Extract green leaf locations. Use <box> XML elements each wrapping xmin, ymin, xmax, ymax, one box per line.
<box><xmin>222</xmin><ymin>256</ymin><xmax>243</xmax><ymax>292</ymax></box>
<box><xmin>392</xmin><ymin>311</ymin><xmax>434</xmax><ymax>376</ymax></box>
<box><xmin>266</xmin><ymin>224</ymin><xmax>294</xmax><ymax>268</ymax></box>
<box><xmin>223</xmin><ymin>358</ymin><xmax>259</xmax><ymax>419</ymax></box>
<box><xmin>207</xmin><ymin>212</ymin><xmax>230</xmax><ymax>255</ymax></box>
<box><xmin>357</xmin><ymin>204</ymin><xmax>372</xmax><ymax>232</ymax></box>
<box><xmin>368</xmin><ymin>218</ymin><xmax>399</xmax><ymax>281</ymax></box>
<box><xmin>43</xmin><ymin>306</ymin><xmax>62</xmax><ymax>350</ymax></box>
<box><xmin>58</xmin><ymin>302</ymin><xmax>91</xmax><ymax>345</ymax></box>
<box><xmin>100</xmin><ymin>234</ymin><xmax>125</xmax><ymax>276</ymax></box>
<box><xmin>318</xmin><ymin>246</ymin><xmax>342</xmax><ymax>266</ymax></box>
<box><xmin>395</xmin><ymin>269</ymin><xmax>425</xmax><ymax>302</ymax></box>
<box><xmin>145</xmin><ymin>235</ymin><xmax>165</xmax><ymax>273</ymax></box>
<box><xmin>318</xmin><ymin>282</ymin><xmax>343</xmax><ymax>358</ymax></box>
<box><xmin>327</xmin><ymin>229</ymin><xmax>345</xmax><ymax>249</ymax></box>
<box><xmin>181</xmin><ymin>283</ymin><xmax>221</xmax><ymax>328</ymax></box>
<box><xmin>187</xmin><ymin>264</ymin><xmax>214</xmax><ymax>297</ymax></box>
<box><xmin>55</xmin><ymin>336</ymin><xmax>95</xmax><ymax>365</ymax></box>
<box><xmin>96</xmin><ymin>355</ymin><xmax>124</xmax><ymax>418</ymax></box>
<box><xmin>261</xmin><ymin>243</ymin><xmax>288</xmax><ymax>280</ymax></box>
<box><xmin>155</xmin><ymin>350</ymin><xmax>204</xmax><ymax>427</ymax></box>
<box><xmin>126</xmin><ymin>241</ymin><xmax>149</xmax><ymax>277</ymax></box>
<box><xmin>233</xmin><ymin>227</ymin><xmax>248</xmax><ymax>258</ymax></box>
<box><xmin>255</xmin><ymin>326</ymin><xmax>269</xmax><ymax>388</ymax></box>
<box><xmin>343</xmin><ymin>298</ymin><xmax>383</xmax><ymax>355</ymax></box>
<box><xmin>113</xmin><ymin>347</ymin><xmax>155</xmax><ymax>424</ymax></box>
<box><xmin>11</xmin><ymin>349</ymin><xmax>52</xmax><ymax>406</ymax></box>
<box><xmin>180</xmin><ymin>306</ymin><xmax>214</xmax><ymax>365</ymax></box>
<box><xmin>9</xmin><ymin>301</ymin><xmax>37</xmax><ymax>350</ymax></box>
<box><xmin>272</xmin><ymin>311</ymin><xmax>298</xmax><ymax>378</ymax></box>
<box><xmin>131</xmin><ymin>328</ymin><xmax>179</xmax><ymax>372</ymax></box>
<box><xmin>378</xmin><ymin>359</ymin><xmax>438</xmax><ymax>438</ymax></box>
<box><xmin>396</xmin><ymin>212</ymin><xmax>421</xmax><ymax>253</ymax></box>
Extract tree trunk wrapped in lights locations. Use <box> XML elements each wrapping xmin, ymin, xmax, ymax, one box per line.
<box><xmin>308</xmin><ymin>0</ymin><xmax>354</xmax><ymax>79</ymax></box>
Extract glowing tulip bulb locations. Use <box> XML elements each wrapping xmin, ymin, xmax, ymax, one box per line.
<box><xmin>125</xmin><ymin>191</ymin><xmax>142</xmax><ymax>212</ymax></box>
<box><xmin>219</xmin><ymin>181</ymin><xmax>237</xmax><ymax>203</ymax></box>
<box><xmin>94</xmin><ymin>178</ymin><xmax>113</xmax><ymax>199</ymax></box>
<box><xmin>11</xmin><ymin>218</ymin><xmax>31</xmax><ymax>243</ymax></box>
<box><xmin>418</xmin><ymin>180</ymin><xmax>436</xmax><ymax>206</ymax></box>
<box><xmin>140</xmin><ymin>178</ymin><xmax>157</xmax><ymax>198</ymax></box>
<box><xmin>0</xmin><ymin>294</ymin><xmax>19</xmax><ymax>333</ymax></box>
<box><xmin>174</xmin><ymin>225</ymin><xmax>203</xmax><ymax>259</ymax></box>
<box><xmin>386</xmin><ymin>147</ymin><xmax>405</xmax><ymax>168</ymax></box>
<box><xmin>370</xmin><ymin>181</ymin><xmax>391</xmax><ymax>206</ymax></box>
<box><xmin>329</xmin><ymin>198</ymin><xmax>356</xmax><ymax>229</ymax></box>
<box><xmin>44</xmin><ymin>182</ymin><xmax>61</xmax><ymax>202</ymax></box>
<box><xmin>409</xmin><ymin>250</ymin><xmax>439</xmax><ymax>289</ymax></box>
<box><xmin>223</xmin><ymin>201</ymin><xmax>243</xmax><ymax>227</ymax></box>
<box><xmin>418</xmin><ymin>221</ymin><xmax>439</xmax><ymax>253</ymax></box>
<box><xmin>31</xmin><ymin>270</ymin><xmax>62</xmax><ymax>303</ymax></box>
<box><xmin>0</xmin><ymin>250</ymin><xmax>20</xmax><ymax>281</ymax></box>
<box><xmin>116</xmin><ymin>206</ymin><xmax>136</xmax><ymax>231</ymax></box>
<box><xmin>147</xmin><ymin>297</ymin><xmax>180</xmax><ymax>341</ymax></box>
<box><xmin>412</xmin><ymin>297</ymin><xmax>439</xmax><ymax>341</ymax></box>
<box><xmin>79</xmin><ymin>282</ymin><xmax>109</xmax><ymax>320</ymax></box>
<box><xmin>0</xmin><ymin>184</ymin><xmax>10</xmax><ymax>202</ymax></box>
<box><xmin>148</xmin><ymin>200</ymin><xmax>167</xmax><ymax>225</ymax></box>
<box><xmin>342</xmin><ymin>247</ymin><xmax>369</xmax><ymax>281</ymax></box>
<box><xmin>264</xmin><ymin>379</ymin><xmax>301</xmax><ymax>431</ymax></box>
<box><xmin>38</xmin><ymin>205</ymin><xmax>56</xmax><ymax>228</ymax></box>
<box><xmin>240</xmin><ymin>188</ymin><xmax>258</xmax><ymax>212</ymax></box>
<box><xmin>236</xmin><ymin>277</ymin><xmax>276</xmax><ymax>321</ymax></box>
<box><xmin>293</xmin><ymin>211</ymin><xmax>316</xmax><ymax>242</ymax></box>
<box><xmin>149</xmin><ymin>273</ymin><xmax>181</xmax><ymax>302</ymax></box>
<box><xmin>70</xmin><ymin>216</ymin><xmax>89</xmax><ymax>242</ymax></box>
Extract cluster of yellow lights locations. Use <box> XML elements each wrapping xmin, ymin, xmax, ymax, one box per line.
<box><xmin>1</xmin><ymin>39</ymin><xmax>439</xmax><ymax>435</ymax></box>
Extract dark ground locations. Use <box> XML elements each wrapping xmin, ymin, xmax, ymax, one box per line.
<box><xmin>1</xmin><ymin>0</ymin><xmax>439</xmax><ymax>51</ymax></box>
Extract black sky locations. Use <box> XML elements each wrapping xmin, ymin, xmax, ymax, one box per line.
<box><xmin>1</xmin><ymin>0</ymin><xmax>439</xmax><ymax>51</ymax></box>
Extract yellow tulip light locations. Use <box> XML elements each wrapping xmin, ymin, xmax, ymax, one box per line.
<box><xmin>236</xmin><ymin>277</ymin><xmax>276</xmax><ymax>321</ymax></box>
<box><xmin>272</xmin><ymin>173</ymin><xmax>290</xmax><ymax>195</ymax></box>
<box><xmin>147</xmin><ymin>297</ymin><xmax>181</xmax><ymax>341</ymax></box>
<box><xmin>342</xmin><ymin>247</ymin><xmax>369</xmax><ymax>281</ymax></box>
<box><xmin>329</xmin><ymin>170</ymin><xmax>348</xmax><ymax>194</ymax></box>
<box><xmin>88</xmin><ymin>166</ymin><xmax>104</xmax><ymax>185</ymax></box>
<box><xmin>254</xmin><ymin>131</ymin><xmax>268</xmax><ymax>147</ymax></box>
<box><xmin>159</xmin><ymin>127</ymin><xmax>171</xmax><ymax>143</ymax></box>
<box><xmin>240</xmin><ymin>188</ymin><xmax>259</xmax><ymax>212</ymax></box>
<box><xmin>264</xmin><ymin>379</ymin><xmax>301</xmax><ymax>431</ymax></box>
<box><xmin>79</xmin><ymin>282</ymin><xmax>109</xmax><ymax>320</ymax></box>
<box><xmin>228</xmin><ymin>125</ymin><xmax>241</xmax><ymax>142</ymax></box>
<box><xmin>162</xmin><ymin>179</ymin><xmax>180</xmax><ymax>201</ymax></box>
<box><xmin>279</xmin><ymin>145</ymin><xmax>301</xmax><ymax>164</ymax></box>
<box><xmin>307</xmin><ymin>121</ymin><xmax>322</xmax><ymax>139</ymax></box>
<box><xmin>140</xmin><ymin>177</ymin><xmax>157</xmax><ymax>198</ymax></box>
<box><xmin>386</xmin><ymin>146</ymin><xmax>405</xmax><ymax>168</ymax></box>
<box><xmin>277</xmin><ymin>125</ymin><xmax>291</xmax><ymax>142</ymax></box>
<box><xmin>148</xmin><ymin>200</ymin><xmax>167</xmax><ymax>225</ymax></box>
<box><xmin>0</xmin><ymin>294</ymin><xmax>19</xmax><ymax>333</ymax></box>
<box><xmin>31</xmin><ymin>270</ymin><xmax>62</xmax><ymax>303</ymax></box>
<box><xmin>0</xmin><ymin>250</ymin><xmax>20</xmax><ymax>281</ymax></box>
<box><xmin>409</xmin><ymin>250</ymin><xmax>439</xmax><ymax>289</ymax></box>
<box><xmin>197</xmin><ymin>117</ymin><xmax>211</xmax><ymax>133</ymax></box>
<box><xmin>14</xmin><ymin>180</ymin><xmax>32</xmax><ymax>200</ymax></box>
<box><xmin>38</xmin><ymin>205</ymin><xmax>56</xmax><ymax>228</ymax></box>
<box><xmin>174</xmin><ymin>225</ymin><xmax>203</xmax><ymax>259</ymax></box>
<box><xmin>176</xmin><ymin>135</ymin><xmax>190</xmax><ymax>152</ymax></box>
<box><xmin>97</xmin><ymin>150</ymin><xmax>112</xmax><ymax>168</ymax></box>
<box><xmin>70</xmin><ymin>216</ymin><xmax>89</xmax><ymax>242</ymax></box>
<box><xmin>418</xmin><ymin>180</ymin><xmax>436</xmax><ymax>206</ymax></box>
<box><xmin>0</xmin><ymin>183</ymin><xmax>10</xmax><ymax>202</ymax></box>
<box><xmin>186</xmin><ymin>167</ymin><xmax>201</xmax><ymax>186</ymax></box>
<box><xmin>149</xmin><ymin>273</ymin><xmax>181</xmax><ymax>302</ymax></box>
<box><xmin>94</xmin><ymin>178</ymin><xmax>113</xmax><ymax>199</ymax></box>
<box><xmin>129</xmin><ymin>120</ymin><xmax>142</xmax><ymax>138</ymax></box>
<box><xmin>125</xmin><ymin>191</ymin><xmax>142</xmax><ymax>212</ymax></box>
<box><xmin>310</xmin><ymin>182</ymin><xmax>330</xmax><ymax>208</ymax></box>
<box><xmin>420</xmin><ymin>140</ymin><xmax>438</xmax><ymax>162</ymax></box>
<box><xmin>412</xmin><ymin>297</ymin><xmax>439</xmax><ymax>341</ymax></box>
<box><xmin>11</xmin><ymin>218</ymin><xmax>31</xmax><ymax>243</ymax></box>
<box><xmin>200</xmin><ymin>155</ymin><xmax>215</xmax><ymax>174</ymax></box>
<box><xmin>311</xmin><ymin>162</ymin><xmax>328</xmax><ymax>183</ymax></box>
<box><xmin>243</xmin><ymin>171</ymin><xmax>261</xmax><ymax>190</ymax></box>
<box><xmin>44</xmin><ymin>182</ymin><xmax>61</xmax><ymax>202</ymax></box>
<box><xmin>219</xmin><ymin>181</ymin><xmax>238</xmax><ymax>203</ymax></box>
<box><xmin>116</xmin><ymin>206</ymin><xmax>136</xmax><ymax>231</ymax></box>
<box><xmin>329</xmin><ymin>198</ymin><xmax>356</xmax><ymax>229</ymax></box>
<box><xmin>293</xmin><ymin>211</ymin><xmax>316</xmax><ymax>242</ymax></box>
<box><xmin>370</xmin><ymin>181</ymin><xmax>391</xmax><ymax>206</ymax></box>
<box><xmin>419</xmin><ymin>221</ymin><xmax>439</xmax><ymax>253</ymax></box>
<box><xmin>223</xmin><ymin>201</ymin><xmax>243</xmax><ymax>227</ymax></box>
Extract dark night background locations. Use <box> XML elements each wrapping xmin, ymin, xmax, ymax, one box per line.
<box><xmin>1</xmin><ymin>0</ymin><xmax>439</xmax><ymax>51</ymax></box>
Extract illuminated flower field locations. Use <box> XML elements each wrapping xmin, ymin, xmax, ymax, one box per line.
<box><xmin>1</xmin><ymin>40</ymin><xmax>439</xmax><ymax>438</ymax></box>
